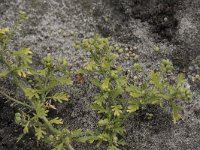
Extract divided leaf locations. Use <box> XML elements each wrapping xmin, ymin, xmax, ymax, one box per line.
<box><xmin>101</xmin><ymin>78</ymin><xmax>110</xmax><ymax>91</ymax></box>
<box><xmin>34</xmin><ymin>126</ymin><xmax>46</xmax><ymax>140</ymax></box>
<box><xmin>23</xmin><ymin>88</ymin><xmax>39</xmax><ymax>100</ymax></box>
<box><xmin>49</xmin><ymin>117</ymin><xmax>63</xmax><ymax>125</ymax></box>
<box><xmin>111</xmin><ymin>105</ymin><xmax>123</xmax><ymax>117</ymax></box>
<box><xmin>50</xmin><ymin>92</ymin><xmax>69</xmax><ymax>103</ymax></box>
<box><xmin>127</xmin><ymin>101</ymin><xmax>140</xmax><ymax>113</ymax></box>
<box><xmin>172</xmin><ymin>103</ymin><xmax>182</xmax><ymax>124</ymax></box>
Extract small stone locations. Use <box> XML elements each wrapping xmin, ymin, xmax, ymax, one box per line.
<box><xmin>86</xmin><ymin>52</ymin><xmax>91</xmax><ymax>56</ymax></box>
<box><xmin>70</xmin><ymin>31</ymin><xmax>75</xmax><ymax>35</ymax></box>
<box><xmin>133</xmin><ymin>76</ymin><xmax>138</xmax><ymax>80</ymax></box>
<box><xmin>188</xmin><ymin>66</ymin><xmax>194</xmax><ymax>71</ymax></box>
<box><xmin>133</xmin><ymin>46</ymin><xmax>137</xmax><ymax>50</ymax></box>
<box><xmin>58</xmin><ymin>29</ymin><xmax>62</xmax><ymax>33</ymax></box>
<box><xmin>114</xmin><ymin>44</ymin><xmax>119</xmax><ymax>47</ymax></box>
<box><xmin>131</xmin><ymin>53</ymin><xmax>136</xmax><ymax>57</ymax></box>
<box><xmin>125</xmin><ymin>56</ymin><xmax>129</xmax><ymax>60</ymax></box>
<box><xmin>134</xmin><ymin>55</ymin><xmax>139</xmax><ymax>60</ymax></box>
<box><xmin>126</xmin><ymin>53</ymin><xmax>130</xmax><ymax>57</ymax></box>
<box><xmin>118</xmin><ymin>48</ymin><xmax>123</xmax><ymax>53</ymax></box>
<box><xmin>79</xmin><ymin>55</ymin><xmax>84</xmax><ymax>60</ymax></box>
<box><xmin>125</xmin><ymin>47</ymin><xmax>129</xmax><ymax>51</ymax></box>
<box><xmin>62</xmin><ymin>32</ymin><xmax>67</xmax><ymax>37</ymax></box>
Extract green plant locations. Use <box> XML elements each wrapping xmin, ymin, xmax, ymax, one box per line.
<box><xmin>0</xmin><ymin>12</ymin><xmax>83</xmax><ymax>150</ymax></box>
<box><xmin>77</xmin><ymin>35</ymin><xmax>192</xmax><ymax>149</ymax></box>
<box><xmin>0</xmin><ymin>12</ymin><xmax>193</xmax><ymax>150</ymax></box>
<box><xmin>127</xmin><ymin>59</ymin><xmax>192</xmax><ymax>124</ymax></box>
<box><xmin>77</xmin><ymin>34</ymin><xmax>128</xmax><ymax>150</ymax></box>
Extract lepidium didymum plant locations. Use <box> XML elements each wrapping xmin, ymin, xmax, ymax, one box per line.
<box><xmin>127</xmin><ymin>59</ymin><xmax>192</xmax><ymax>124</ymax></box>
<box><xmin>0</xmin><ymin>12</ymin><xmax>84</xmax><ymax>150</ymax></box>
<box><xmin>76</xmin><ymin>34</ymin><xmax>192</xmax><ymax>150</ymax></box>
<box><xmin>76</xmin><ymin>34</ymin><xmax>128</xmax><ymax>150</ymax></box>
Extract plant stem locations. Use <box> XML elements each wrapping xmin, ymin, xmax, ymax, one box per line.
<box><xmin>41</xmin><ymin>116</ymin><xmax>75</xmax><ymax>150</ymax></box>
<box><xmin>40</xmin><ymin>116</ymin><xmax>60</xmax><ymax>135</ymax></box>
<box><xmin>0</xmin><ymin>90</ymin><xmax>32</xmax><ymax>108</ymax></box>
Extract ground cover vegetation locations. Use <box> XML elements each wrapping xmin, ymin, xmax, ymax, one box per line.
<box><xmin>0</xmin><ymin>12</ymin><xmax>192</xmax><ymax>150</ymax></box>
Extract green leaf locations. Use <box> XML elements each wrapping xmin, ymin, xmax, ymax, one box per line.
<box><xmin>101</xmin><ymin>61</ymin><xmax>111</xmax><ymax>70</ymax></box>
<box><xmin>101</xmin><ymin>78</ymin><xmax>110</xmax><ymax>91</ymax></box>
<box><xmin>111</xmin><ymin>105</ymin><xmax>123</xmax><ymax>117</ymax></box>
<box><xmin>97</xmin><ymin>133</ymin><xmax>110</xmax><ymax>141</ymax></box>
<box><xmin>0</xmin><ymin>28</ymin><xmax>9</xmax><ymax>34</ymax></box>
<box><xmin>23</xmin><ymin>121</ymin><xmax>30</xmax><ymax>134</ymax></box>
<box><xmin>57</xmin><ymin>75</ymin><xmax>73</xmax><ymax>85</ymax></box>
<box><xmin>85</xmin><ymin>60</ymin><xmax>96</xmax><ymax>71</ymax></box>
<box><xmin>53</xmin><ymin>143</ymin><xmax>64</xmax><ymax>150</ymax></box>
<box><xmin>108</xmin><ymin>145</ymin><xmax>120</xmax><ymax>150</ymax></box>
<box><xmin>127</xmin><ymin>101</ymin><xmax>139</xmax><ymax>113</ymax></box>
<box><xmin>172</xmin><ymin>103</ymin><xmax>182</xmax><ymax>124</ymax></box>
<box><xmin>93</xmin><ymin>93</ymin><xmax>108</xmax><ymax>106</ymax></box>
<box><xmin>177</xmin><ymin>73</ymin><xmax>186</xmax><ymax>85</ymax></box>
<box><xmin>133</xmin><ymin>63</ymin><xmax>142</xmax><ymax>72</ymax></box>
<box><xmin>110</xmin><ymin>87</ymin><xmax>123</xmax><ymax>99</ymax></box>
<box><xmin>23</xmin><ymin>88</ymin><xmax>39</xmax><ymax>100</ymax></box>
<box><xmin>98</xmin><ymin>119</ymin><xmax>109</xmax><ymax>126</ymax></box>
<box><xmin>130</xmin><ymin>91</ymin><xmax>144</xmax><ymax>98</ymax></box>
<box><xmin>16</xmin><ymin>133</ymin><xmax>25</xmax><ymax>143</ymax></box>
<box><xmin>91</xmin><ymin>79</ymin><xmax>101</xmax><ymax>87</ymax></box>
<box><xmin>50</xmin><ymin>92</ymin><xmax>69</xmax><ymax>103</ymax></box>
<box><xmin>36</xmin><ymin>69</ymin><xmax>47</xmax><ymax>77</ymax></box>
<box><xmin>19</xmin><ymin>11</ymin><xmax>28</xmax><ymax>21</ymax></box>
<box><xmin>13</xmin><ymin>48</ymin><xmax>33</xmax><ymax>65</ymax></box>
<box><xmin>0</xmin><ymin>70</ymin><xmax>10</xmax><ymax>77</ymax></box>
<box><xmin>34</xmin><ymin>126</ymin><xmax>46</xmax><ymax>140</ymax></box>
<box><xmin>77</xmin><ymin>130</ymin><xmax>96</xmax><ymax>143</ymax></box>
<box><xmin>91</xmin><ymin>103</ymin><xmax>108</xmax><ymax>114</ymax></box>
<box><xmin>149</xmin><ymin>71</ymin><xmax>163</xmax><ymax>92</ymax></box>
<box><xmin>140</xmin><ymin>98</ymin><xmax>160</xmax><ymax>105</ymax></box>
<box><xmin>71</xmin><ymin>129</ymin><xmax>83</xmax><ymax>138</ymax></box>
<box><xmin>34</xmin><ymin>101</ymin><xmax>48</xmax><ymax>118</ymax></box>
<box><xmin>116</xmin><ymin>76</ymin><xmax>127</xmax><ymax>87</ymax></box>
<box><xmin>49</xmin><ymin>117</ymin><xmax>63</xmax><ymax>125</ymax></box>
<box><xmin>112</xmin><ymin>127</ymin><xmax>125</xmax><ymax>135</ymax></box>
<box><xmin>118</xmin><ymin>139</ymin><xmax>126</xmax><ymax>146</ymax></box>
<box><xmin>160</xmin><ymin>59</ymin><xmax>173</xmax><ymax>73</ymax></box>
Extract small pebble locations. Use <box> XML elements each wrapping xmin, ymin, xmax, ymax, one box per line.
<box><xmin>133</xmin><ymin>46</ymin><xmax>137</xmax><ymax>50</ymax></box>
<box><xmin>125</xmin><ymin>47</ymin><xmax>129</xmax><ymax>51</ymax></box>
<box><xmin>126</xmin><ymin>53</ymin><xmax>130</xmax><ymax>57</ymax></box>
<box><xmin>125</xmin><ymin>56</ymin><xmax>129</xmax><ymax>60</ymax></box>
<box><xmin>188</xmin><ymin>66</ymin><xmax>194</xmax><ymax>71</ymax></box>
<box><xmin>131</xmin><ymin>53</ymin><xmax>136</xmax><ymax>57</ymax></box>
<box><xmin>133</xmin><ymin>76</ymin><xmax>138</xmax><ymax>80</ymax></box>
<box><xmin>62</xmin><ymin>32</ymin><xmax>67</xmax><ymax>37</ymax></box>
<box><xmin>86</xmin><ymin>52</ymin><xmax>91</xmax><ymax>56</ymax></box>
<box><xmin>134</xmin><ymin>55</ymin><xmax>139</xmax><ymax>60</ymax></box>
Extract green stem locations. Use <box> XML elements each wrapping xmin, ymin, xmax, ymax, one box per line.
<box><xmin>0</xmin><ymin>90</ymin><xmax>32</xmax><ymax>109</ymax></box>
<box><xmin>90</xmin><ymin>50</ymin><xmax>107</xmax><ymax>78</ymax></box>
<box><xmin>41</xmin><ymin>116</ymin><xmax>75</xmax><ymax>150</ymax></box>
<box><xmin>40</xmin><ymin>116</ymin><xmax>60</xmax><ymax>135</ymax></box>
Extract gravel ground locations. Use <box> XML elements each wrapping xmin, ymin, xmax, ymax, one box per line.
<box><xmin>0</xmin><ymin>0</ymin><xmax>200</xmax><ymax>149</ymax></box>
